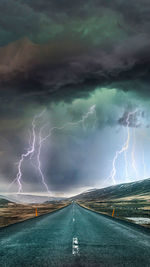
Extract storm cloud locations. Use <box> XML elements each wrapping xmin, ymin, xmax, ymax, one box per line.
<box><xmin>0</xmin><ymin>0</ymin><xmax>149</xmax><ymax>100</ymax></box>
<box><xmin>0</xmin><ymin>1</ymin><xmax>150</xmax><ymax>195</ymax></box>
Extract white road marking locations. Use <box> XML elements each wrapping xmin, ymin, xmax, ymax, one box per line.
<box><xmin>73</xmin><ymin>218</ymin><xmax>75</xmax><ymax>222</ymax></box>
<box><xmin>72</xmin><ymin>237</ymin><xmax>79</xmax><ymax>255</ymax></box>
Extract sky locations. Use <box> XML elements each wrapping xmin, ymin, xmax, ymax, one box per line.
<box><xmin>0</xmin><ymin>0</ymin><xmax>150</xmax><ymax>196</ymax></box>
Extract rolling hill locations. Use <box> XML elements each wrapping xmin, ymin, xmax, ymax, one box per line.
<box><xmin>71</xmin><ymin>178</ymin><xmax>150</xmax><ymax>202</ymax></box>
<box><xmin>1</xmin><ymin>194</ymin><xmax>65</xmax><ymax>204</ymax></box>
<box><xmin>0</xmin><ymin>195</ymin><xmax>14</xmax><ymax>206</ymax></box>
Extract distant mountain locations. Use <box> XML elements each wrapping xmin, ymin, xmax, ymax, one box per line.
<box><xmin>0</xmin><ymin>195</ymin><xmax>14</xmax><ymax>206</ymax></box>
<box><xmin>71</xmin><ymin>178</ymin><xmax>150</xmax><ymax>201</ymax></box>
<box><xmin>3</xmin><ymin>194</ymin><xmax>65</xmax><ymax>204</ymax></box>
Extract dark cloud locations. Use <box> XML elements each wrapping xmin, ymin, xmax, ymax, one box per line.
<box><xmin>1</xmin><ymin>0</ymin><xmax>150</xmax><ymax>194</ymax></box>
<box><xmin>118</xmin><ymin>110</ymin><xmax>142</xmax><ymax>128</ymax></box>
<box><xmin>0</xmin><ymin>0</ymin><xmax>149</xmax><ymax>99</ymax></box>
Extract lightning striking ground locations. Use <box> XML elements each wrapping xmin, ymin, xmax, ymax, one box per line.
<box><xmin>35</xmin><ymin>105</ymin><xmax>97</xmax><ymax>194</ymax></box>
<box><xmin>107</xmin><ymin>110</ymin><xmax>137</xmax><ymax>185</ymax></box>
<box><xmin>36</xmin><ymin>125</ymin><xmax>51</xmax><ymax>194</ymax></box>
<box><xmin>9</xmin><ymin>110</ymin><xmax>45</xmax><ymax>193</ymax></box>
<box><xmin>10</xmin><ymin>105</ymin><xmax>96</xmax><ymax>194</ymax></box>
<box><xmin>131</xmin><ymin>128</ymin><xmax>139</xmax><ymax>180</ymax></box>
<box><xmin>123</xmin><ymin>127</ymin><xmax>129</xmax><ymax>182</ymax></box>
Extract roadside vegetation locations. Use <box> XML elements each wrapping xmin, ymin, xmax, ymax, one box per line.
<box><xmin>0</xmin><ymin>199</ymin><xmax>68</xmax><ymax>227</ymax></box>
<box><xmin>79</xmin><ymin>196</ymin><xmax>150</xmax><ymax>228</ymax></box>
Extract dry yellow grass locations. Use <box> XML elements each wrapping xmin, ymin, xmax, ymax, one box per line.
<box><xmin>0</xmin><ymin>202</ymin><xmax>68</xmax><ymax>228</ymax></box>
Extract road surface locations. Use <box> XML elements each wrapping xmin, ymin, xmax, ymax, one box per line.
<box><xmin>0</xmin><ymin>203</ymin><xmax>150</xmax><ymax>267</ymax></box>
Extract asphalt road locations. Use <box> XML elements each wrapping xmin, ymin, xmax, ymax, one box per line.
<box><xmin>0</xmin><ymin>203</ymin><xmax>150</xmax><ymax>267</ymax></box>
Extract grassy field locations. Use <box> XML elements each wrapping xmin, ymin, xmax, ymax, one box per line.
<box><xmin>0</xmin><ymin>201</ymin><xmax>68</xmax><ymax>228</ymax></box>
<box><xmin>79</xmin><ymin>195</ymin><xmax>150</xmax><ymax>228</ymax></box>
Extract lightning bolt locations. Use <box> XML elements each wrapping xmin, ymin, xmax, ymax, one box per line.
<box><xmin>142</xmin><ymin>147</ymin><xmax>146</xmax><ymax>178</ymax></box>
<box><xmin>131</xmin><ymin>128</ymin><xmax>138</xmax><ymax>179</ymax></box>
<box><xmin>35</xmin><ymin>105</ymin><xmax>97</xmax><ymax>194</ymax></box>
<box><xmin>123</xmin><ymin>127</ymin><xmax>129</xmax><ymax>181</ymax></box>
<box><xmin>139</xmin><ymin>130</ymin><xmax>148</xmax><ymax>179</ymax></box>
<box><xmin>9</xmin><ymin>110</ymin><xmax>45</xmax><ymax>193</ymax></box>
<box><xmin>107</xmin><ymin>110</ymin><xmax>137</xmax><ymax>185</ymax></box>
<box><xmin>36</xmin><ymin>125</ymin><xmax>51</xmax><ymax>194</ymax></box>
<box><xmin>81</xmin><ymin>105</ymin><xmax>97</xmax><ymax>129</ymax></box>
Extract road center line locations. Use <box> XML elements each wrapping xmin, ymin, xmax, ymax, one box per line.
<box><xmin>72</xmin><ymin>237</ymin><xmax>79</xmax><ymax>256</ymax></box>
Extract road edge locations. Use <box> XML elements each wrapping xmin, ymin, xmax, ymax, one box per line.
<box><xmin>0</xmin><ymin>203</ymin><xmax>71</xmax><ymax>231</ymax></box>
<box><xmin>78</xmin><ymin>203</ymin><xmax>150</xmax><ymax>234</ymax></box>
